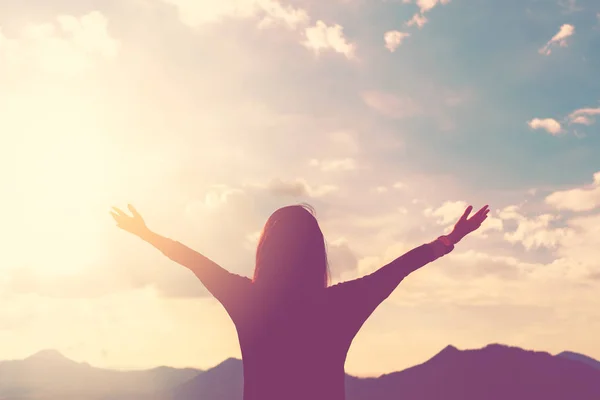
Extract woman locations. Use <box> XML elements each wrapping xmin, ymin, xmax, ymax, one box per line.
<box><xmin>111</xmin><ymin>203</ymin><xmax>489</xmax><ymax>400</ymax></box>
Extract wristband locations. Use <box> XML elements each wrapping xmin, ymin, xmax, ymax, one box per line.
<box><xmin>437</xmin><ymin>235</ymin><xmax>453</xmax><ymax>246</ymax></box>
<box><xmin>436</xmin><ymin>235</ymin><xmax>455</xmax><ymax>254</ymax></box>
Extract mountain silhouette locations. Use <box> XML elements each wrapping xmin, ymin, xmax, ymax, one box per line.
<box><xmin>344</xmin><ymin>344</ymin><xmax>600</xmax><ymax>400</ymax></box>
<box><xmin>557</xmin><ymin>351</ymin><xmax>600</xmax><ymax>371</ymax></box>
<box><xmin>2</xmin><ymin>344</ymin><xmax>600</xmax><ymax>400</ymax></box>
<box><xmin>0</xmin><ymin>350</ymin><xmax>201</xmax><ymax>400</ymax></box>
<box><xmin>170</xmin><ymin>358</ymin><xmax>244</xmax><ymax>400</ymax></box>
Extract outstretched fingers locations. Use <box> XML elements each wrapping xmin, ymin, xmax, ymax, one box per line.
<box><xmin>460</xmin><ymin>205</ymin><xmax>474</xmax><ymax>221</ymax></box>
<box><xmin>471</xmin><ymin>205</ymin><xmax>490</xmax><ymax>226</ymax></box>
<box><xmin>470</xmin><ymin>205</ymin><xmax>488</xmax><ymax>219</ymax></box>
<box><xmin>111</xmin><ymin>206</ymin><xmax>128</xmax><ymax>216</ymax></box>
<box><xmin>128</xmin><ymin>204</ymin><xmax>142</xmax><ymax>219</ymax></box>
<box><xmin>110</xmin><ymin>206</ymin><xmax>134</xmax><ymax>226</ymax></box>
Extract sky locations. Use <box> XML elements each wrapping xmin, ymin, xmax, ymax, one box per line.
<box><xmin>1</xmin><ymin>0</ymin><xmax>600</xmax><ymax>377</ymax></box>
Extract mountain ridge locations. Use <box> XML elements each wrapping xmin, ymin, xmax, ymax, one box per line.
<box><xmin>557</xmin><ymin>350</ymin><xmax>600</xmax><ymax>371</ymax></box>
<box><xmin>2</xmin><ymin>344</ymin><xmax>600</xmax><ymax>400</ymax></box>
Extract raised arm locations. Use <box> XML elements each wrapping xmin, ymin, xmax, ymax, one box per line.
<box><xmin>329</xmin><ymin>204</ymin><xmax>489</xmax><ymax>337</ymax></box>
<box><xmin>110</xmin><ymin>205</ymin><xmax>251</xmax><ymax>313</ymax></box>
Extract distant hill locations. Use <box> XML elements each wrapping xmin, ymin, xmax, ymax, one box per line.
<box><xmin>166</xmin><ymin>344</ymin><xmax>600</xmax><ymax>400</ymax></box>
<box><xmin>556</xmin><ymin>351</ymin><xmax>600</xmax><ymax>371</ymax></box>
<box><xmin>0</xmin><ymin>349</ymin><xmax>201</xmax><ymax>400</ymax></box>
<box><xmin>170</xmin><ymin>357</ymin><xmax>243</xmax><ymax>400</ymax></box>
<box><xmin>342</xmin><ymin>344</ymin><xmax>600</xmax><ymax>400</ymax></box>
<box><xmin>2</xmin><ymin>344</ymin><xmax>600</xmax><ymax>400</ymax></box>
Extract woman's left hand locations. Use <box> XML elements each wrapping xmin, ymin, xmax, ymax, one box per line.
<box><xmin>449</xmin><ymin>204</ymin><xmax>489</xmax><ymax>243</ymax></box>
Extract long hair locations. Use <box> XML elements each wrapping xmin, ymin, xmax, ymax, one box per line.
<box><xmin>253</xmin><ymin>204</ymin><xmax>330</xmax><ymax>294</ymax></box>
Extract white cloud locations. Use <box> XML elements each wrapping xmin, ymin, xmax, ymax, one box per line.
<box><xmin>371</xmin><ymin>182</ymin><xmax>407</xmax><ymax>195</ymax></box>
<box><xmin>423</xmin><ymin>201</ymin><xmax>503</xmax><ymax>238</ymax></box>
<box><xmin>0</xmin><ymin>11</ymin><xmax>119</xmax><ymax>75</ymax></box>
<box><xmin>327</xmin><ymin>238</ymin><xmax>360</xmax><ymax>278</ymax></box>
<box><xmin>384</xmin><ymin>30</ymin><xmax>410</xmax><ymax>52</ymax></box>
<box><xmin>161</xmin><ymin>0</ymin><xmax>307</xmax><ymax>28</ymax></box>
<box><xmin>558</xmin><ymin>0</ymin><xmax>582</xmax><ymax>13</ymax></box>
<box><xmin>362</xmin><ymin>90</ymin><xmax>421</xmax><ymax>119</ymax></box>
<box><xmin>405</xmin><ymin>0</ymin><xmax>450</xmax><ymax>29</ymax></box>
<box><xmin>424</xmin><ymin>200</ymin><xmax>468</xmax><ymax>225</ymax></box>
<box><xmin>417</xmin><ymin>0</ymin><xmax>450</xmax><ymax>13</ymax></box>
<box><xmin>556</xmin><ymin>212</ymin><xmax>600</xmax><ymax>266</ymax></box>
<box><xmin>195</xmin><ymin>185</ymin><xmax>246</xmax><ymax>209</ymax></box>
<box><xmin>406</xmin><ymin>13</ymin><xmax>428</xmax><ymax>28</ymax></box>
<box><xmin>504</xmin><ymin>215</ymin><xmax>573</xmax><ymax>250</ymax></box>
<box><xmin>568</xmin><ymin>107</ymin><xmax>600</xmax><ymax>126</ymax></box>
<box><xmin>498</xmin><ymin>205</ymin><xmax>574</xmax><ymax>250</ymax></box>
<box><xmin>538</xmin><ymin>24</ymin><xmax>575</xmax><ymax>55</ymax></box>
<box><xmin>545</xmin><ymin>171</ymin><xmax>600</xmax><ymax>212</ymax></box>
<box><xmin>526</xmin><ymin>106</ymin><xmax>598</xmax><ymax>135</ymax></box>
<box><xmin>527</xmin><ymin>118</ymin><xmax>562</xmax><ymax>135</ymax></box>
<box><xmin>256</xmin><ymin>0</ymin><xmax>310</xmax><ymax>29</ymax></box>
<box><xmin>162</xmin><ymin>0</ymin><xmax>355</xmax><ymax>59</ymax></box>
<box><xmin>328</xmin><ymin>131</ymin><xmax>360</xmax><ymax>154</ymax></box>
<box><xmin>260</xmin><ymin>177</ymin><xmax>339</xmax><ymax>198</ymax></box>
<box><xmin>303</xmin><ymin>20</ymin><xmax>356</xmax><ymax>59</ymax></box>
<box><xmin>309</xmin><ymin>158</ymin><xmax>358</xmax><ymax>172</ymax></box>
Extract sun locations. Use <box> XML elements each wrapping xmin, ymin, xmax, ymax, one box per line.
<box><xmin>2</xmin><ymin>89</ymin><xmax>124</xmax><ymax>275</ymax></box>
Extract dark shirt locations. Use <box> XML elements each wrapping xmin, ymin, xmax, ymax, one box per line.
<box><xmin>158</xmin><ymin>237</ymin><xmax>449</xmax><ymax>400</ymax></box>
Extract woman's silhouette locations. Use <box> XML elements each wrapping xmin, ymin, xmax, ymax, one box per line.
<box><xmin>111</xmin><ymin>203</ymin><xmax>489</xmax><ymax>400</ymax></box>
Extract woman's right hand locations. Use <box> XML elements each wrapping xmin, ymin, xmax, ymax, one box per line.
<box><xmin>110</xmin><ymin>204</ymin><xmax>149</xmax><ymax>237</ymax></box>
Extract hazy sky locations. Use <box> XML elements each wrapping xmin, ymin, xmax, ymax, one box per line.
<box><xmin>1</xmin><ymin>0</ymin><xmax>600</xmax><ymax>377</ymax></box>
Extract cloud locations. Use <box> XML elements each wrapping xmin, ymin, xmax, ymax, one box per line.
<box><xmin>558</xmin><ymin>0</ymin><xmax>582</xmax><ymax>13</ymax></box>
<box><xmin>303</xmin><ymin>20</ymin><xmax>356</xmax><ymax>58</ymax></box>
<box><xmin>309</xmin><ymin>158</ymin><xmax>358</xmax><ymax>172</ymax></box>
<box><xmin>406</xmin><ymin>13</ymin><xmax>428</xmax><ymax>28</ymax></box>
<box><xmin>527</xmin><ymin>118</ymin><xmax>562</xmax><ymax>135</ymax></box>
<box><xmin>161</xmin><ymin>0</ymin><xmax>307</xmax><ymax>28</ymax></box>
<box><xmin>328</xmin><ymin>131</ymin><xmax>360</xmax><ymax>155</ymax></box>
<box><xmin>556</xmin><ymin>212</ymin><xmax>600</xmax><ymax>267</ymax></box>
<box><xmin>424</xmin><ymin>200</ymin><xmax>468</xmax><ymax>225</ymax></box>
<box><xmin>538</xmin><ymin>24</ymin><xmax>575</xmax><ymax>55</ymax></box>
<box><xmin>362</xmin><ymin>90</ymin><xmax>421</xmax><ymax>119</ymax></box>
<box><xmin>327</xmin><ymin>238</ymin><xmax>360</xmax><ymax>278</ymax></box>
<box><xmin>373</xmin><ymin>182</ymin><xmax>407</xmax><ymax>194</ymax></box>
<box><xmin>568</xmin><ymin>107</ymin><xmax>600</xmax><ymax>126</ymax></box>
<box><xmin>416</xmin><ymin>0</ymin><xmax>451</xmax><ymax>13</ymax></box>
<box><xmin>0</xmin><ymin>11</ymin><xmax>119</xmax><ymax>75</ymax></box>
<box><xmin>262</xmin><ymin>178</ymin><xmax>339</xmax><ymax>197</ymax></box>
<box><xmin>256</xmin><ymin>1</ymin><xmax>311</xmax><ymax>30</ymax></box>
<box><xmin>498</xmin><ymin>205</ymin><xmax>574</xmax><ymax>250</ymax></box>
<box><xmin>2</xmin><ymin>267</ymin><xmax>128</xmax><ymax>299</ymax></box>
<box><xmin>424</xmin><ymin>201</ymin><xmax>503</xmax><ymax>237</ymax></box>
<box><xmin>499</xmin><ymin>210</ymin><xmax>600</xmax><ymax>286</ymax></box>
<box><xmin>161</xmin><ymin>0</ymin><xmax>355</xmax><ymax>58</ymax></box>
<box><xmin>405</xmin><ymin>0</ymin><xmax>450</xmax><ymax>29</ymax></box>
<box><xmin>545</xmin><ymin>171</ymin><xmax>600</xmax><ymax>212</ymax></box>
<box><xmin>384</xmin><ymin>30</ymin><xmax>410</xmax><ymax>51</ymax></box>
<box><xmin>526</xmin><ymin>106</ymin><xmax>598</xmax><ymax>136</ymax></box>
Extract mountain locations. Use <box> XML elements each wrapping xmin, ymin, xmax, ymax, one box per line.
<box><xmin>169</xmin><ymin>344</ymin><xmax>600</xmax><ymax>400</ymax></box>
<box><xmin>343</xmin><ymin>344</ymin><xmax>600</xmax><ymax>400</ymax></box>
<box><xmin>0</xmin><ymin>350</ymin><xmax>201</xmax><ymax>400</ymax></box>
<box><xmin>556</xmin><ymin>350</ymin><xmax>600</xmax><ymax>371</ymax></box>
<box><xmin>170</xmin><ymin>358</ymin><xmax>243</xmax><ymax>400</ymax></box>
<box><xmin>3</xmin><ymin>344</ymin><xmax>600</xmax><ymax>400</ymax></box>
